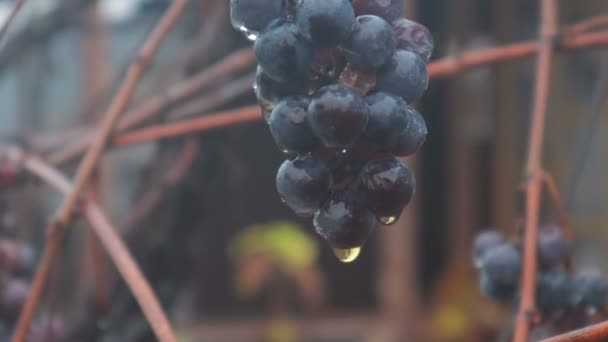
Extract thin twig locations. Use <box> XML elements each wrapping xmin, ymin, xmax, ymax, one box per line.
<box><xmin>48</xmin><ymin>47</ymin><xmax>255</xmax><ymax>165</ymax></box>
<box><xmin>540</xmin><ymin>171</ymin><xmax>574</xmax><ymax>242</ymax></box>
<box><xmin>566</xmin><ymin>15</ymin><xmax>608</xmax><ymax>35</ymax></box>
<box><xmin>113</xmin><ymin>105</ymin><xmax>261</xmax><ymax>146</ymax></box>
<box><xmin>0</xmin><ymin>0</ymin><xmax>26</xmax><ymax>44</ymax></box>
<box><xmin>512</xmin><ymin>1</ymin><xmax>558</xmax><ymax>342</ymax></box>
<box><xmin>540</xmin><ymin>171</ymin><xmax>574</xmax><ymax>272</ymax></box>
<box><xmin>1</xmin><ymin>147</ymin><xmax>177</xmax><ymax>342</ymax></box>
<box><xmin>52</xmin><ymin>0</ymin><xmax>190</xmax><ymax>227</ymax></box>
<box><xmin>542</xmin><ymin>321</ymin><xmax>608</xmax><ymax>342</ymax></box>
<box><xmin>168</xmin><ymin>71</ymin><xmax>256</xmax><ymax>120</ymax></box>
<box><xmin>123</xmin><ymin>139</ymin><xmax>199</xmax><ymax>234</ymax></box>
<box><xmin>12</xmin><ymin>1</ymin><xmax>190</xmax><ymax>339</ymax></box>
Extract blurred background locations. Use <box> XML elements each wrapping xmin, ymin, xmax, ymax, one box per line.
<box><xmin>0</xmin><ymin>0</ymin><xmax>607</xmax><ymax>341</ymax></box>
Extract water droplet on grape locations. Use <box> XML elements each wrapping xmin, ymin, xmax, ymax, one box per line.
<box><xmin>340</xmin><ymin>149</ymin><xmax>348</xmax><ymax>154</ymax></box>
<box><xmin>238</xmin><ymin>26</ymin><xmax>258</xmax><ymax>41</ymax></box>
<box><xmin>378</xmin><ymin>216</ymin><xmax>398</xmax><ymax>225</ymax></box>
<box><xmin>332</xmin><ymin>245</ymin><xmax>362</xmax><ymax>263</ymax></box>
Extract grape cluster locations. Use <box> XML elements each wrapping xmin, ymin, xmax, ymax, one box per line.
<box><xmin>230</xmin><ymin>0</ymin><xmax>433</xmax><ymax>259</ymax></box>
<box><xmin>473</xmin><ymin>225</ymin><xmax>608</xmax><ymax>339</ymax></box>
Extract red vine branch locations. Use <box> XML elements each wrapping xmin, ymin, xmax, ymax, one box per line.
<box><xmin>543</xmin><ymin>321</ymin><xmax>608</xmax><ymax>342</ymax></box>
<box><xmin>513</xmin><ymin>0</ymin><xmax>558</xmax><ymax>341</ymax></box>
<box><xmin>0</xmin><ymin>146</ymin><xmax>177</xmax><ymax>342</ymax></box>
<box><xmin>12</xmin><ymin>1</ymin><xmax>190</xmax><ymax>340</ymax></box>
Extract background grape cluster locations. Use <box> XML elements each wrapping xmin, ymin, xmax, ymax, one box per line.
<box><xmin>230</xmin><ymin>0</ymin><xmax>433</xmax><ymax>259</ymax></box>
<box><xmin>0</xmin><ymin>175</ymin><xmax>67</xmax><ymax>341</ymax></box>
<box><xmin>474</xmin><ymin>226</ymin><xmax>608</xmax><ymax>341</ymax></box>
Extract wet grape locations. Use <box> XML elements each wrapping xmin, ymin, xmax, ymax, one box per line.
<box><xmin>268</xmin><ymin>96</ymin><xmax>320</xmax><ymax>154</ymax></box>
<box><xmin>392</xmin><ymin>107</ymin><xmax>427</xmax><ymax>156</ymax></box>
<box><xmin>351</xmin><ymin>0</ymin><xmax>404</xmax><ymax>22</ymax></box>
<box><xmin>295</xmin><ymin>0</ymin><xmax>356</xmax><ymax>47</ymax></box>
<box><xmin>341</xmin><ymin>15</ymin><xmax>396</xmax><ymax>71</ymax></box>
<box><xmin>376</xmin><ymin>50</ymin><xmax>429</xmax><ymax>102</ymax></box>
<box><xmin>393</xmin><ymin>18</ymin><xmax>434</xmax><ymax>62</ymax></box>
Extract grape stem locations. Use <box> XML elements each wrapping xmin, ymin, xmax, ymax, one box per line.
<box><xmin>513</xmin><ymin>0</ymin><xmax>558</xmax><ymax>341</ymax></box>
<box><xmin>0</xmin><ymin>146</ymin><xmax>177</xmax><ymax>342</ymax></box>
<box><xmin>11</xmin><ymin>0</ymin><xmax>191</xmax><ymax>340</ymax></box>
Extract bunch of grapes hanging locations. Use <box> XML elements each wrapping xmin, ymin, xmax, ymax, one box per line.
<box><xmin>230</xmin><ymin>0</ymin><xmax>433</xmax><ymax>262</ymax></box>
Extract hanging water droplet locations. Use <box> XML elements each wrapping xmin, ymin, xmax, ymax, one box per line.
<box><xmin>340</xmin><ymin>149</ymin><xmax>348</xmax><ymax>154</ymax></box>
<box><xmin>332</xmin><ymin>246</ymin><xmax>362</xmax><ymax>263</ymax></box>
<box><xmin>378</xmin><ymin>216</ymin><xmax>398</xmax><ymax>225</ymax></box>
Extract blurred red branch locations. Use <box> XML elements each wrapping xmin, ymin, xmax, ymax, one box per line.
<box><xmin>100</xmin><ymin>27</ymin><xmax>608</xmax><ymax>148</ymax></box>
<box><xmin>48</xmin><ymin>47</ymin><xmax>255</xmax><ymax>166</ymax></box>
<box><xmin>513</xmin><ymin>0</ymin><xmax>558</xmax><ymax>342</ymax></box>
<box><xmin>52</xmin><ymin>0</ymin><xmax>191</xmax><ymax>228</ymax></box>
<box><xmin>0</xmin><ymin>147</ymin><xmax>176</xmax><ymax>342</ymax></box>
<box><xmin>12</xmin><ymin>1</ymin><xmax>190</xmax><ymax>340</ymax></box>
<box><xmin>541</xmin><ymin>171</ymin><xmax>574</xmax><ymax>242</ymax></box>
<box><xmin>543</xmin><ymin>321</ymin><xmax>608</xmax><ymax>342</ymax></box>
<box><xmin>566</xmin><ymin>15</ymin><xmax>608</xmax><ymax>35</ymax></box>
<box><xmin>113</xmin><ymin>105</ymin><xmax>261</xmax><ymax>146</ymax></box>
<box><xmin>0</xmin><ymin>0</ymin><xmax>26</xmax><ymax>43</ymax></box>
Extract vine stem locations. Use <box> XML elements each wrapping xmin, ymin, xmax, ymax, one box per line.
<box><xmin>105</xmin><ymin>28</ymin><xmax>608</xmax><ymax>147</ymax></box>
<box><xmin>512</xmin><ymin>0</ymin><xmax>558</xmax><ymax>341</ymax></box>
<box><xmin>543</xmin><ymin>321</ymin><xmax>608</xmax><ymax>342</ymax></box>
<box><xmin>12</xmin><ymin>1</ymin><xmax>190</xmax><ymax>340</ymax></box>
<box><xmin>0</xmin><ymin>146</ymin><xmax>177</xmax><ymax>342</ymax></box>
<box><xmin>0</xmin><ymin>0</ymin><xmax>26</xmax><ymax>44</ymax></box>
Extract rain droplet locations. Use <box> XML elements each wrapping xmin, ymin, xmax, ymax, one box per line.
<box><xmin>378</xmin><ymin>216</ymin><xmax>398</xmax><ymax>225</ymax></box>
<box><xmin>332</xmin><ymin>246</ymin><xmax>362</xmax><ymax>263</ymax></box>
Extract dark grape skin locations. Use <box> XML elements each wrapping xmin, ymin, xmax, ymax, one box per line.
<box><xmin>536</xmin><ymin>271</ymin><xmax>574</xmax><ymax>314</ymax></box>
<box><xmin>537</xmin><ymin>224</ymin><xmax>569</xmax><ymax>270</ymax></box>
<box><xmin>0</xmin><ymin>278</ymin><xmax>30</xmax><ymax>322</ymax></box>
<box><xmin>308</xmin><ymin>84</ymin><xmax>370</xmax><ymax>148</ymax></box>
<box><xmin>230</xmin><ymin>0</ymin><xmax>286</xmax><ymax>34</ymax></box>
<box><xmin>472</xmin><ymin>230</ymin><xmax>505</xmax><ymax>268</ymax></box>
<box><xmin>360</xmin><ymin>92</ymin><xmax>409</xmax><ymax>152</ymax></box>
<box><xmin>357</xmin><ymin>157</ymin><xmax>414</xmax><ymax>222</ymax></box>
<box><xmin>571</xmin><ymin>269</ymin><xmax>608</xmax><ymax>312</ymax></box>
<box><xmin>479</xmin><ymin>243</ymin><xmax>521</xmax><ymax>288</ymax></box>
<box><xmin>254</xmin><ymin>67</ymin><xmax>308</xmax><ymax>121</ymax></box>
<box><xmin>254</xmin><ymin>21</ymin><xmax>313</xmax><ymax>82</ymax></box>
<box><xmin>313</xmin><ymin>190</ymin><xmax>376</xmax><ymax>249</ymax></box>
<box><xmin>268</xmin><ymin>96</ymin><xmax>320</xmax><ymax>154</ymax></box>
<box><xmin>295</xmin><ymin>0</ymin><xmax>356</xmax><ymax>48</ymax></box>
<box><xmin>276</xmin><ymin>156</ymin><xmax>333</xmax><ymax>217</ymax></box>
<box><xmin>376</xmin><ymin>50</ymin><xmax>429</xmax><ymax>102</ymax></box>
<box><xmin>351</xmin><ymin>0</ymin><xmax>404</xmax><ymax>23</ymax></box>
<box><xmin>392</xmin><ymin>107</ymin><xmax>427</xmax><ymax>157</ymax></box>
<box><xmin>479</xmin><ymin>270</ymin><xmax>517</xmax><ymax>302</ymax></box>
<box><xmin>341</xmin><ymin>15</ymin><xmax>396</xmax><ymax>71</ymax></box>
<box><xmin>393</xmin><ymin>18</ymin><xmax>434</xmax><ymax>62</ymax></box>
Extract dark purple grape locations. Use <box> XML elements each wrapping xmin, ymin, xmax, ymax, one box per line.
<box><xmin>26</xmin><ymin>316</ymin><xmax>68</xmax><ymax>342</ymax></box>
<box><xmin>571</xmin><ymin>269</ymin><xmax>608</xmax><ymax>312</ymax></box>
<box><xmin>0</xmin><ymin>278</ymin><xmax>29</xmax><ymax>322</ymax></box>
<box><xmin>376</xmin><ymin>50</ymin><xmax>429</xmax><ymax>102</ymax></box>
<box><xmin>393</xmin><ymin>18</ymin><xmax>434</xmax><ymax>62</ymax></box>
<box><xmin>295</xmin><ymin>0</ymin><xmax>355</xmax><ymax>47</ymax></box>
<box><xmin>536</xmin><ymin>271</ymin><xmax>574</xmax><ymax>314</ymax></box>
<box><xmin>537</xmin><ymin>224</ymin><xmax>569</xmax><ymax>270</ymax></box>
<box><xmin>479</xmin><ymin>269</ymin><xmax>517</xmax><ymax>302</ymax></box>
<box><xmin>254</xmin><ymin>21</ymin><xmax>313</xmax><ymax>82</ymax></box>
<box><xmin>269</xmin><ymin>96</ymin><xmax>320</xmax><ymax>153</ymax></box>
<box><xmin>308</xmin><ymin>84</ymin><xmax>370</xmax><ymax>148</ymax></box>
<box><xmin>479</xmin><ymin>243</ymin><xmax>521</xmax><ymax>288</ymax></box>
<box><xmin>341</xmin><ymin>15</ymin><xmax>396</xmax><ymax>71</ymax></box>
<box><xmin>392</xmin><ymin>107</ymin><xmax>427</xmax><ymax>156</ymax></box>
<box><xmin>230</xmin><ymin>0</ymin><xmax>286</xmax><ymax>36</ymax></box>
<box><xmin>351</xmin><ymin>0</ymin><xmax>403</xmax><ymax>22</ymax></box>
<box><xmin>472</xmin><ymin>230</ymin><xmax>505</xmax><ymax>268</ymax></box>
<box><xmin>254</xmin><ymin>66</ymin><xmax>308</xmax><ymax>121</ymax></box>
<box><xmin>313</xmin><ymin>190</ymin><xmax>376</xmax><ymax>248</ymax></box>
<box><xmin>276</xmin><ymin>156</ymin><xmax>333</xmax><ymax>216</ymax></box>
<box><xmin>358</xmin><ymin>157</ymin><xmax>414</xmax><ymax>224</ymax></box>
<box><xmin>360</xmin><ymin>92</ymin><xmax>409</xmax><ymax>151</ymax></box>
